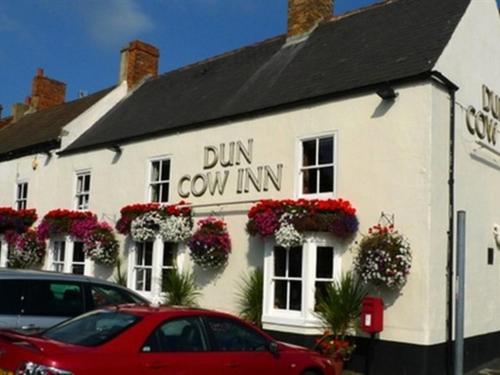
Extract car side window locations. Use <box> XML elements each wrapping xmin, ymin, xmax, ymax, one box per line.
<box><xmin>0</xmin><ymin>280</ymin><xmax>23</xmax><ymax>314</ymax></box>
<box><xmin>90</xmin><ymin>284</ymin><xmax>143</xmax><ymax>309</ymax></box>
<box><xmin>204</xmin><ymin>317</ymin><xmax>268</xmax><ymax>352</ymax></box>
<box><xmin>23</xmin><ymin>281</ymin><xmax>84</xmax><ymax>317</ymax></box>
<box><xmin>142</xmin><ymin>317</ymin><xmax>207</xmax><ymax>353</ymax></box>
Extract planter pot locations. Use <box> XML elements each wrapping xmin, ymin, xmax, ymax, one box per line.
<box><xmin>333</xmin><ymin>358</ymin><xmax>344</xmax><ymax>375</ymax></box>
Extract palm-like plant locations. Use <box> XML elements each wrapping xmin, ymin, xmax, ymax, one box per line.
<box><xmin>113</xmin><ymin>257</ymin><xmax>127</xmax><ymax>287</ymax></box>
<box><xmin>162</xmin><ymin>269</ymin><xmax>200</xmax><ymax>307</ymax></box>
<box><xmin>315</xmin><ymin>271</ymin><xmax>367</xmax><ymax>339</ymax></box>
<box><xmin>236</xmin><ymin>268</ymin><xmax>264</xmax><ymax>327</ymax></box>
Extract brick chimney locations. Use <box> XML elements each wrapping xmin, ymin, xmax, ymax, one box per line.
<box><xmin>119</xmin><ymin>40</ymin><xmax>159</xmax><ymax>90</ymax></box>
<box><xmin>29</xmin><ymin>68</ymin><xmax>66</xmax><ymax>111</ymax></box>
<box><xmin>288</xmin><ymin>0</ymin><xmax>333</xmax><ymax>38</ymax></box>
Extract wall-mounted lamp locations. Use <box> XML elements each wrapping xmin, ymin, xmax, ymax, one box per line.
<box><xmin>107</xmin><ymin>144</ymin><xmax>122</xmax><ymax>154</ymax></box>
<box><xmin>376</xmin><ymin>86</ymin><xmax>399</xmax><ymax>101</ymax></box>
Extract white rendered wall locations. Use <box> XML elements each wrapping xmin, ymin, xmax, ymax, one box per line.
<box><xmin>434</xmin><ymin>0</ymin><xmax>500</xmax><ymax>341</ymax></box>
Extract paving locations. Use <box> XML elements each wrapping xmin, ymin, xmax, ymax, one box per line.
<box><xmin>467</xmin><ymin>358</ymin><xmax>500</xmax><ymax>375</ymax></box>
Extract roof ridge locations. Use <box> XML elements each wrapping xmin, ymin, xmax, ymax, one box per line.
<box><xmin>157</xmin><ymin>34</ymin><xmax>285</xmax><ymax>78</ymax></box>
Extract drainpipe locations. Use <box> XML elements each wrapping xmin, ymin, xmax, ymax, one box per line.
<box><xmin>430</xmin><ymin>71</ymin><xmax>459</xmax><ymax>375</ymax></box>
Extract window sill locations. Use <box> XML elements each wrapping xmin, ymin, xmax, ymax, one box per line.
<box><xmin>262</xmin><ymin>313</ymin><xmax>324</xmax><ymax>335</ymax></box>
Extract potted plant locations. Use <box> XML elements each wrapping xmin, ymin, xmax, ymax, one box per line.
<box><xmin>236</xmin><ymin>268</ymin><xmax>264</xmax><ymax>327</ymax></box>
<box><xmin>162</xmin><ymin>269</ymin><xmax>200</xmax><ymax>307</ymax></box>
<box><xmin>314</xmin><ymin>271</ymin><xmax>367</xmax><ymax>374</ymax></box>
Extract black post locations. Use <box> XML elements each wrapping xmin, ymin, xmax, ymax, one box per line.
<box><xmin>365</xmin><ymin>333</ymin><xmax>376</xmax><ymax>375</ymax></box>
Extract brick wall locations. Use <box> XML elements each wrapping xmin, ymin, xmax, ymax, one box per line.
<box><xmin>287</xmin><ymin>0</ymin><xmax>332</xmax><ymax>37</ymax></box>
<box><xmin>120</xmin><ymin>40</ymin><xmax>159</xmax><ymax>90</ymax></box>
<box><xmin>30</xmin><ymin>68</ymin><xmax>66</xmax><ymax>111</ymax></box>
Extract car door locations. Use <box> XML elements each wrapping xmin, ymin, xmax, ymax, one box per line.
<box><xmin>0</xmin><ymin>279</ymin><xmax>23</xmax><ymax>329</ymax></box>
<box><xmin>139</xmin><ymin>316</ymin><xmax>220</xmax><ymax>375</ymax></box>
<box><xmin>18</xmin><ymin>280</ymin><xmax>85</xmax><ymax>332</ymax></box>
<box><xmin>202</xmin><ymin>316</ymin><xmax>289</xmax><ymax>375</ymax></box>
<box><xmin>87</xmin><ymin>283</ymin><xmax>146</xmax><ymax>310</ymax></box>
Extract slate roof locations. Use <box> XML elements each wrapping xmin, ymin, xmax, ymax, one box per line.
<box><xmin>63</xmin><ymin>0</ymin><xmax>471</xmax><ymax>154</ymax></box>
<box><xmin>0</xmin><ymin>88</ymin><xmax>112</xmax><ymax>161</ymax></box>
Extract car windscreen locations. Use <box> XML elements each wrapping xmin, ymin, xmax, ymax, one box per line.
<box><xmin>42</xmin><ymin>310</ymin><xmax>140</xmax><ymax>347</ymax></box>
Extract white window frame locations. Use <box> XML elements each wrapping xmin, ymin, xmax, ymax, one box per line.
<box><xmin>15</xmin><ymin>181</ymin><xmax>28</xmax><ymax>210</ymax></box>
<box><xmin>52</xmin><ymin>240</ymin><xmax>66</xmax><ymax>272</ymax></box>
<box><xmin>262</xmin><ymin>233</ymin><xmax>342</xmax><ymax>335</ymax></box>
<box><xmin>296</xmin><ymin>132</ymin><xmax>337</xmax><ymax>199</ymax></box>
<box><xmin>75</xmin><ymin>170</ymin><xmax>91</xmax><ymax>210</ymax></box>
<box><xmin>147</xmin><ymin>156</ymin><xmax>171</xmax><ymax>203</ymax></box>
<box><xmin>46</xmin><ymin>236</ymin><xmax>93</xmax><ymax>275</ymax></box>
<box><xmin>127</xmin><ymin>236</ymin><xmax>185</xmax><ymax>302</ymax></box>
<box><xmin>0</xmin><ymin>236</ymin><xmax>8</xmax><ymax>267</ymax></box>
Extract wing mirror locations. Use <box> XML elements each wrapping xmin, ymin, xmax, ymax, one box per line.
<box><xmin>268</xmin><ymin>341</ymin><xmax>280</xmax><ymax>357</ymax></box>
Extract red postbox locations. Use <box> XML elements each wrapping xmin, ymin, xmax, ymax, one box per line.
<box><xmin>360</xmin><ymin>296</ymin><xmax>384</xmax><ymax>334</ymax></box>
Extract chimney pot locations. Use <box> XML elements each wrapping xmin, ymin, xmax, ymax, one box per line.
<box><xmin>36</xmin><ymin>68</ymin><xmax>44</xmax><ymax>77</ymax></box>
<box><xmin>287</xmin><ymin>0</ymin><xmax>333</xmax><ymax>38</ymax></box>
<box><xmin>119</xmin><ymin>40</ymin><xmax>159</xmax><ymax>90</ymax></box>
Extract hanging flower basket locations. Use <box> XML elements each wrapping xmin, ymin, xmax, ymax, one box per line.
<box><xmin>37</xmin><ymin>209</ymin><xmax>95</xmax><ymax>239</ymax></box>
<box><xmin>246</xmin><ymin>199</ymin><xmax>359</xmax><ymax>247</ymax></box>
<box><xmin>117</xmin><ymin>201</ymin><xmax>193</xmax><ymax>243</ymax></box>
<box><xmin>83</xmin><ymin>222</ymin><xmax>119</xmax><ymax>266</ymax></box>
<box><xmin>188</xmin><ymin>217</ymin><xmax>231</xmax><ymax>270</ymax></box>
<box><xmin>354</xmin><ymin>225</ymin><xmax>412</xmax><ymax>290</ymax></box>
<box><xmin>5</xmin><ymin>230</ymin><xmax>46</xmax><ymax>269</ymax></box>
<box><xmin>0</xmin><ymin>208</ymin><xmax>37</xmax><ymax>235</ymax></box>
<box><xmin>37</xmin><ymin>209</ymin><xmax>119</xmax><ymax>266</ymax></box>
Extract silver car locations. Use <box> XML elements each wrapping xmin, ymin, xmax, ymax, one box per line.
<box><xmin>0</xmin><ymin>268</ymin><xmax>148</xmax><ymax>332</ymax></box>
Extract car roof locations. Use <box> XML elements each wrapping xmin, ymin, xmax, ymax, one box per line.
<box><xmin>0</xmin><ymin>268</ymin><xmax>125</xmax><ymax>288</ymax></box>
<box><xmin>114</xmin><ymin>304</ymin><xmax>234</xmax><ymax>319</ymax></box>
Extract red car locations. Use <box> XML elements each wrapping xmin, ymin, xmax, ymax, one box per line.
<box><xmin>0</xmin><ymin>305</ymin><xmax>335</xmax><ymax>375</ymax></box>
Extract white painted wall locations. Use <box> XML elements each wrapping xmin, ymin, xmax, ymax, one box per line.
<box><xmin>0</xmin><ymin>81</ymin><xmax>436</xmax><ymax>345</ymax></box>
<box><xmin>434</xmin><ymin>0</ymin><xmax>500</xmax><ymax>341</ymax></box>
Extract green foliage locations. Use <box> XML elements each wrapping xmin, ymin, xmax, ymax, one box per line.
<box><xmin>236</xmin><ymin>268</ymin><xmax>264</xmax><ymax>327</ymax></box>
<box><xmin>113</xmin><ymin>257</ymin><xmax>127</xmax><ymax>287</ymax></box>
<box><xmin>162</xmin><ymin>269</ymin><xmax>200</xmax><ymax>307</ymax></box>
<box><xmin>315</xmin><ymin>271</ymin><xmax>367</xmax><ymax>339</ymax></box>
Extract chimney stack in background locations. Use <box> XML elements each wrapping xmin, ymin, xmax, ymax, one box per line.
<box><xmin>288</xmin><ymin>0</ymin><xmax>333</xmax><ymax>38</ymax></box>
<box><xmin>119</xmin><ymin>40</ymin><xmax>159</xmax><ymax>90</ymax></box>
<box><xmin>29</xmin><ymin>68</ymin><xmax>66</xmax><ymax>111</ymax></box>
<box><xmin>12</xmin><ymin>102</ymin><xmax>29</xmax><ymax>122</ymax></box>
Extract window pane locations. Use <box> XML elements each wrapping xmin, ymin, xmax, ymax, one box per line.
<box><xmin>289</xmin><ymin>281</ymin><xmax>302</xmax><ymax>311</ymax></box>
<box><xmin>315</xmin><ymin>281</ymin><xmax>330</xmax><ymax>311</ymax></box>
<box><xmin>24</xmin><ymin>282</ymin><xmax>83</xmax><ymax>317</ymax></box>
<box><xmin>145</xmin><ymin>243</ymin><xmax>153</xmax><ymax>266</ymax></box>
<box><xmin>73</xmin><ymin>242</ymin><xmax>85</xmax><ymax>262</ymax></box>
<box><xmin>24</xmin><ymin>183</ymin><xmax>28</xmax><ymax>198</ymax></box>
<box><xmin>43</xmin><ymin>311</ymin><xmax>140</xmax><ymax>347</ymax></box>
<box><xmin>274</xmin><ymin>247</ymin><xmax>286</xmax><ymax>277</ymax></box>
<box><xmin>144</xmin><ymin>317</ymin><xmax>206</xmax><ymax>353</ymax></box>
<box><xmin>136</xmin><ymin>269</ymin><xmax>145</xmax><ymax>290</ymax></box>
<box><xmin>205</xmin><ymin>317</ymin><xmax>267</xmax><ymax>352</ymax></box>
<box><xmin>161</xmin><ymin>160</ymin><xmax>170</xmax><ymax>181</ymax></box>
<box><xmin>289</xmin><ymin>247</ymin><xmax>302</xmax><ymax>277</ymax></box>
<box><xmin>319</xmin><ymin>167</ymin><xmax>334</xmax><ymax>193</ymax></box>
<box><xmin>91</xmin><ymin>285</ymin><xmax>138</xmax><ymax>308</ymax></box>
<box><xmin>274</xmin><ymin>280</ymin><xmax>287</xmax><ymax>309</ymax></box>
<box><xmin>302</xmin><ymin>168</ymin><xmax>318</xmax><ymax>194</ymax></box>
<box><xmin>163</xmin><ymin>243</ymin><xmax>175</xmax><ymax>266</ymax></box>
<box><xmin>84</xmin><ymin>175</ymin><xmax>91</xmax><ymax>191</ymax></box>
<box><xmin>136</xmin><ymin>244</ymin><xmax>144</xmax><ymax>266</ymax></box>
<box><xmin>302</xmin><ymin>140</ymin><xmax>316</xmax><ymax>167</ymax></box>
<box><xmin>316</xmin><ymin>246</ymin><xmax>334</xmax><ymax>278</ymax></box>
<box><xmin>151</xmin><ymin>161</ymin><xmax>160</xmax><ymax>182</ymax></box>
<box><xmin>72</xmin><ymin>265</ymin><xmax>85</xmax><ymax>275</ymax></box>
<box><xmin>160</xmin><ymin>183</ymin><xmax>169</xmax><ymax>202</ymax></box>
<box><xmin>145</xmin><ymin>269</ymin><xmax>152</xmax><ymax>291</ymax></box>
<box><xmin>318</xmin><ymin>137</ymin><xmax>333</xmax><ymax>164</ymax></box>
<box><xmin>0</xmin><ymin>280</ymin><xmax>23</xmax><ymax>314</ymax></box>
<box><xmin>151</xmin><ymin>184</ymin><xmax>160</xmax><ymax>202</ymax></box>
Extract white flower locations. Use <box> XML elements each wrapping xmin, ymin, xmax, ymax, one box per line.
<box><xmin>131</xmin><ymin>211</ymin><xmax>165</xmax><ymax>242</ymax></box>
<box><xmin>275</xmin><ymin>222</ymin><xmax>304</xmax><ymax>248</ymax></box>
<box><xmin>159</xmin><ymin>216</ymin><xmax>192</xmax><ymax>242</ymax></box>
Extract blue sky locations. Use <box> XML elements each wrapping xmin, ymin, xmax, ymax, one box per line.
<box><xmin>0</xmin><ymin>0</ymin><xmax>498</xmax><ymax>117</ymax></box>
